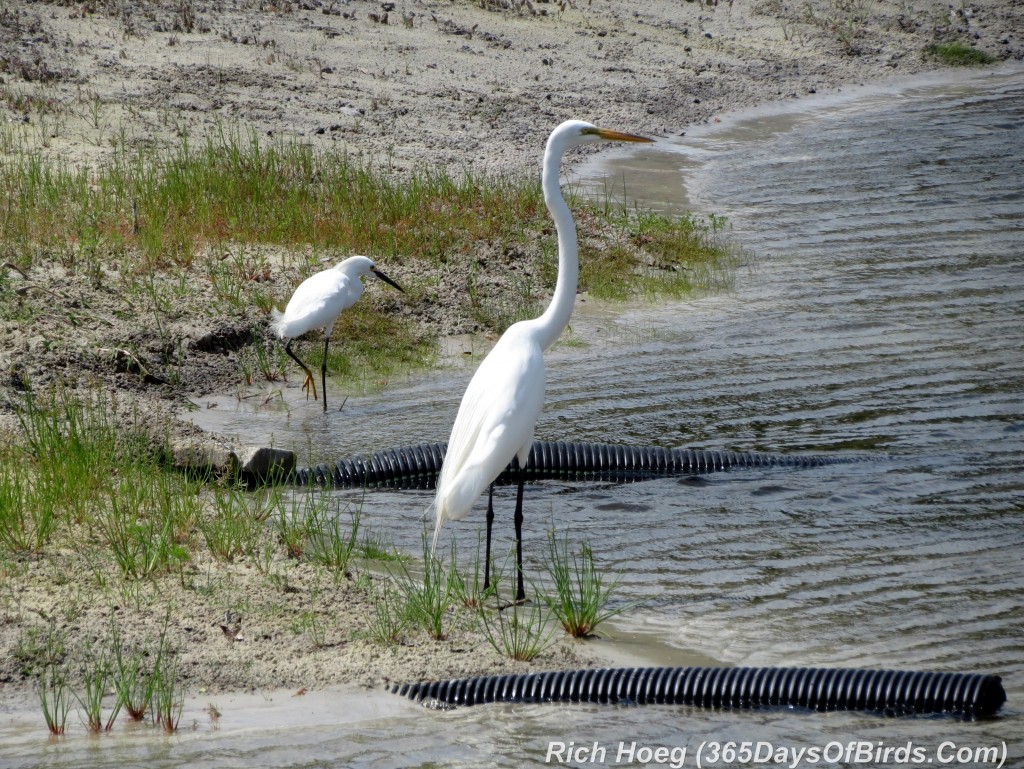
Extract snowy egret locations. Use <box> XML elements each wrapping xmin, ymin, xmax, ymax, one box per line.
<box><xmin>271</xmin><ymin>255</ymin><xmax>404</xmax><ymax>412</ymax></box>
<box><xmin>432</xmin><ymin>120</ymin><xmax>653</xmax><ymax>601</ymax></box>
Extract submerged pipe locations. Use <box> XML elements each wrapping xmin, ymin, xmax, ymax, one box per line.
<box><xmin>291</xmin><ymin>441</ymin><xmax>862</xmax><ymax>488</ymax></box>
<box><xmin>392</xmin><ymin>666</ymin><xmax>1005</xmax><ymax>718</ymax></box>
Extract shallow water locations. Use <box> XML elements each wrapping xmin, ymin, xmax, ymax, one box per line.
<box><xmin>6</xmin><ymin>66</ymin><xmax>1023</xmax><ymax>767</ymax></box>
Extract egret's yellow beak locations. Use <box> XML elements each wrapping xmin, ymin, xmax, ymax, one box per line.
<box><xmin>593</xmin><ymin>128</ymin><xmax>654</xmax><ymax>143</ymax></box>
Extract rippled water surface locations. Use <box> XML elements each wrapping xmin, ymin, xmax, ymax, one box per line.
<box><xmin>6</xmin><ymin>67</ymin><xmax>1022</xmax><ymax>767</ymax></box>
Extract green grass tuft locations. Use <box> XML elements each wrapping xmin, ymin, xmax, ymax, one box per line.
<box><xmin>924</xmin><ymin>42</ymin><xmax>996</xmax><ymax>66</ymax></box>
<box><xmin>366</xmin><ymin>580</ymin><xmax>412</xmax><ymax>646</ymax></box>
<box><xmin>477</xmin><ymin>599</ymin><xmax>555</xmax><ymax>662</ymax></box>
<box><xmin>540</xmin><ymin>530</ymin><xmax>629</xmax><ymax>638</ymax></box>
<box><xmin>397</xmin><ymin>536</ymin><xmax>459</xmax><ymax>641</ymax></box>
<box><xmin>74</xmin><ymin>641</ymin><xmax>121</xmax><ymax>733</ymax></box>
<box><xmin>304</xmin><ymin>496</ymin><xmax>361</xmax><ymax>583</ymax></box>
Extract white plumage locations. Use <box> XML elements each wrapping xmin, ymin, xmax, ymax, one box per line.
<box><xmin>433</xmin><ymin>325</ymin><xmax>545</xmax><ymax>523</ymax></box>
<box><xmin>271</xmin><ymin>255</ymin><xmax>403</xmax><ymax>412</ymax></box>
<box><xmin>432</xmin><ymin>120</ymin><xmax>653</xmax><ymax>600</ymax></box>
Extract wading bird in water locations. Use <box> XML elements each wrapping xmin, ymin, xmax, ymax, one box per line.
<box><xmin>431</xmin><ymin>120</ymin><xmax>653</xmax><ymax>601</ymax></box>
<box><xmin>271</xmin><ymin>255</ymin><xmax>404</xmax><ymax>412</ymax></box>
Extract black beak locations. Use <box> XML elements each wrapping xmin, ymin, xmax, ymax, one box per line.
<box><xmin>372</xmin><ymin>268</ymin><xmax>405</xmax><ymax>293</ymax></box>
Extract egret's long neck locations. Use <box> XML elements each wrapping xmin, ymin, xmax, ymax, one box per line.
<box><xmin>534</xmin><ymin>139</ymin><xmax>579</xmax><ymax>352</ymax></box>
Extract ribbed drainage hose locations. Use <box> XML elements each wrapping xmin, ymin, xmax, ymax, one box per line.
<box><xmin>291</xmin><ymin>441</ymin><xmax>861</xmax><ymax>488</ymax></box>
<box><xmin>392</xmin><ymin>666</ymin><xmax>1005</xmax><ymax>718</ymax></box>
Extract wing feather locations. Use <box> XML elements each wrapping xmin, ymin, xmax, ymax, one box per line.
<box><xmin>273</xmin><ymin>268</ymin><xmax>359</xmax><ymax>338</ymax></box>
<box><xmin>432</xmin><ymin>324</ymin><xmax>545</xmax><ymax>549</ymax></box>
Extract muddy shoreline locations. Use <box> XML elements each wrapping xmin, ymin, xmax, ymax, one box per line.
<box><xmin>2</xmin><ymin>0</ymin><xmax>1021</xmax><ymax>436</ymax></box>
<box><xmin>1</xmin><ymin>0</ymin><xmax>1021</xmax><ymax>702</ymax></box>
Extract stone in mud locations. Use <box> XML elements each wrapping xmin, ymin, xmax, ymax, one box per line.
<box><xmin>169</xmin><ymin>435</ymin><xmax>237</xmax><ymax>479</ymax></box>
<box><xmin>234</xmin><ymin>445</ymin><xmax>297</xmax><ymax>485</ymax></box>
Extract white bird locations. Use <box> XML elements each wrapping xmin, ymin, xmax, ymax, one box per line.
<box><xmin>271</xmin><ymin>255</ymin><xmax>404</xmax><ymax>412</ymax></box>
<box><xmin>432</xmin><ymin>120</ymin><xmax>653</xmax><ymax>601</ymax></box>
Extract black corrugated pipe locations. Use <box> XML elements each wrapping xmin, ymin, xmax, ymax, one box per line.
<box><xmin>392</xmin><ymin>666</ymin><xmax>1005</xmax><ymax>718</ymax></box>
<box><xmin>291</xmin><ymin>441</ymin><xmax>865</xmax><ymax>489</ymax></box>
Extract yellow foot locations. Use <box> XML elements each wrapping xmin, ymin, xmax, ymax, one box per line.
<box><xmin>301</xmin><ymin>371</ymin><xmax>318</xmax><ymax>401</ymax></box>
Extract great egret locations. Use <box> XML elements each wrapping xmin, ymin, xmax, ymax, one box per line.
<box><xmin>432</xmin><ymin>120</ymin><xmax>653</xmax><ymax>601</ymax></box>
<box><xmin>271</xmin><ymin>255</ymin><xmax>404</xmax><ymax>412</ymax></box>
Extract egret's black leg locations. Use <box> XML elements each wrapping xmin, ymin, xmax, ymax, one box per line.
<box><xmin>483</xmin><ymin>483</ymin><xmax>495</xmax><ymax>592</ymax></box>
<box><xmin>321</xmin><ymin>335</ymin><xmax>330</xmax><ymax>412</ymax></box>
<box><xmin>284</xmin><ymin>339</ymin><xmax>317</xmax><ymax>401</ymax></box>
<box><xmin>513</xmin><ymin>458</ymin><xmax>526</xmax><ymax>603</ymax></box>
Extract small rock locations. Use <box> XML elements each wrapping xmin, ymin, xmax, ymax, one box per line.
<box><xmin>235</xmin><ymin>446</ymin><xmax>296</xmax><ymax>484</ymax></box>
<box><xmin>169</xmin><ymin>436</ymin><xmax>237</xmax><ymax>478</ymax></box>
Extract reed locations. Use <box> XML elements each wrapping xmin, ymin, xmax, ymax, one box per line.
<box><xmin>449</xmin><ymin>535</ymin><xmax>499</xmax><ymax>610</ymax></box>
<box><xmin>0</xmin><ymin>460</ymin><xmax>55</xmax><ymax>554</ymax></box>
<box><xmin>200</xmin><ymin>483</ymin><xmax>266</xmax><ymax>563</ymax></box>
<box><xmin>33</xmin><ymin>627</ymin><xmax>71</xmax><ymax>737</ymax></box>
<box><xmin>110</xmin><ymin>622</ymin><xmax>162</xmax><ymax>722</ymax></box>
<box><xmin>152</xmin><ymin>656</ymin><xmax>184</xmax><ymax>733</ymax></box>
<box><xmin>38</xmin><ymin>661</ymin><xmax>71</xmax><ymax>737</ymax></box>
<box><xmin>478</xmin><ymin>598</ymin><xmax>555</xmax><ymax>662</ymax></box>
<box><xmin>367</xmin><ymin>580</ymin><xmax>412</xmax><ymax>646</ymax></box>
<box><xmin>397</xmin><ymin>536</ymin><xmax>459</xmax><ymax>641</ymax></box>
<box><xmin>304</xmin><ymin>496</ymin><xmax>362</xmax><ymax>583</ymax></box>
<box><xmin>540</xmin><ymin>530</ymin><xmax>628</xmax><ymax>638</ymax></box>
<box><xmin>74</xmin><ymin>642</ymin><xmax>121</xmax><ymax>733</ymax></box>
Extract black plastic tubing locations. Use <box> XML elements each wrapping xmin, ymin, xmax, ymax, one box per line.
<box><xmin>392</xmin><ymin>666</ymin><xmax>1005</xmax><ymax>718</ymax></box>
<box><xmin>291</xmin><ymin>441</ymin><xmax>863</xmax><ymax>489</ymax></box>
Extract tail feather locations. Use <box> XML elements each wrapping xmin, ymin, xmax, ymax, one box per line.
<box><xmin>269</xmin><ymin>308</ymin><xmax>285</xmax><ymax>338</ymax></box>
<box><xmin>430</xmin><ymin>501</ymin><xmax>444</xmax><ymax>554</ymax></box>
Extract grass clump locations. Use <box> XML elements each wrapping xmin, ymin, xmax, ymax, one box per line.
<box><xmin>397</xmin><ymin>537</ymin><xmax>459</xmax><ymax>641</ymax></box>
<box><xmin>449</xmin><ymin>535</ymin><xmax>498</xmax><ymax>610</ymax></box>
<box><xmin>321</xmin><ymin>304</ymin><xmax>436</xmax><ymax>390</ymax></box>
<box><xmin>924</xmin><ymin>42</ymin><xmax>996</xmax><ymax>66</ymax></box>
<box><xmin>478</xmin><ymin>599</ymin><xmax>555</xmax><ymax>662</ymax></box>
<box><xmin>304</xmin><ymin>496</ymin><xmax>361</xmax><ymax>583</ymax></box>
<box><xmin>110</xmin><ymin>623</ymin><xmax>163</xmax><ymax>722</ymax></box>
<box><xmin>274</xmin><ymin>491</ymin><xmax>314</xmax><ymax>560</ymax></box>
<box><xmin>98</xmin><ymin>472</ymin><xmax>195</xmax><ymax>581</ymax></box>
<box><xmin>366</xmin><ymin>580</ymin><xmax>412</xmax><ymax>646</ymax></box>
<box><xmin>0</xmin><ymin>461</ymin><xmax>55</xmax><ymax>555</ymax></box>
<box><xmin>14</xmin><ymin>386</ymin><xmax>146</xmax><ymax>527</ymax></box>
<box><xmin>152</xmin><ymin>657</ymin><xmax>185</xmax><ymax>733</ymax></box>
<box><xmin>32</xmin><ymin>627</ymin><xmax>71</xmax><ymax>737</ymax></box>
<box><xmin>576</xmin><ymin>207</ymin><xmax>733</xmax><ymax>301</ymax></box>
<box><xmin>74</xmin><ymin>642</ymin><xmax>121</xmax><ymax>733</ymax></box>
<box><xmin>38</xmin><ymin>660</ymin><xmax>71</xmax><ymax>737</ymax></box>
<box><xmin>200</xmin><ymin>484</ymin><xmax>263</xmax><ymax>562</ymax></box>
<box><xmin>541</xmin><ymin>530</ymin><xmax>629</xmax><ymax>638</ymax></box>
